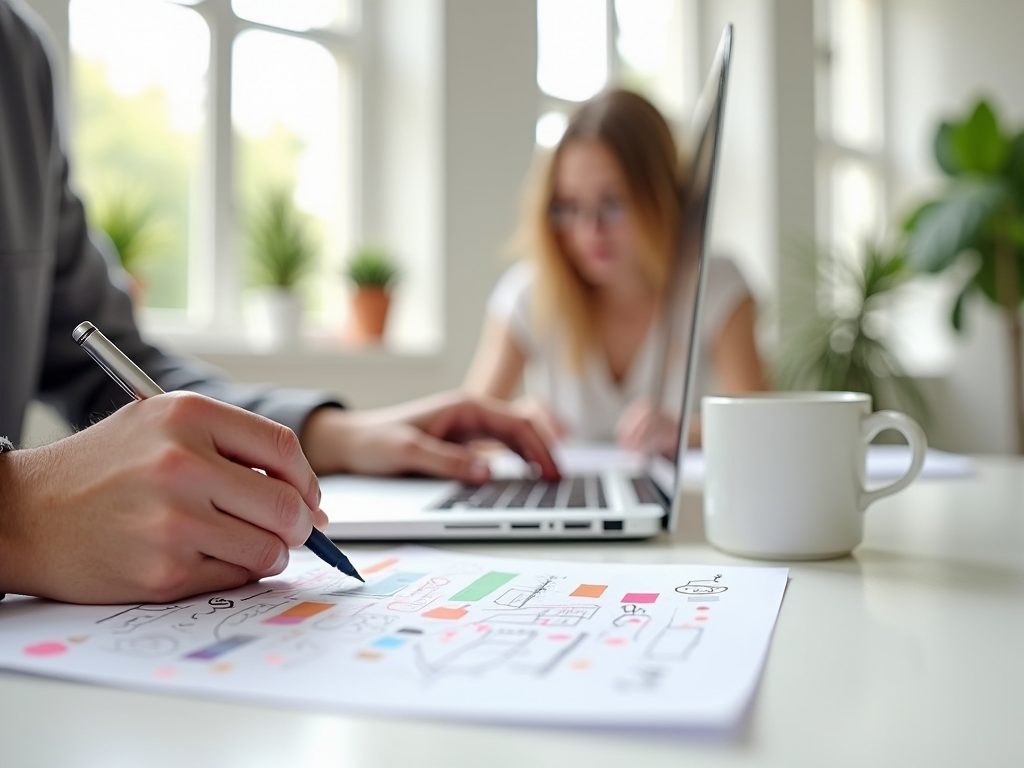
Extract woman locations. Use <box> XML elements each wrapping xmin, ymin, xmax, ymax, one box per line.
<box><xmin>464</xmin><ymin>88</ymin><xmax>766</xmax><ymax>456</ymax></box>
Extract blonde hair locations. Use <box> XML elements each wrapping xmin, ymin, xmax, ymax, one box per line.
<box><xmin>513</xmin><ymin>89</ymin><xmax>684</xmax><ymax>371</ymax></box>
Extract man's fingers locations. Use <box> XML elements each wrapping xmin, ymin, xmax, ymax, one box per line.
<box><xmin>203</xmin><ymin>458</ymin><xmax>317</xmax><ymax>547</ymax></box>
<box><xmin>173</xmin><ymin>557</ymin><xmax>255</xmax><ymax>600</ymax></box>
<box><xmin>163</xmin><ymin>393</ymin><xmax>321</xmax><ymax>514</ymax></box>
<box><xmin>131</xmin><ymin>549</ymin><xmax>254</xmax><ymax>604</ymax></box>
<box><xmin>193</xmin><ymin>508</ymin><xmax>291</xmax><ymax>580</ymax></box>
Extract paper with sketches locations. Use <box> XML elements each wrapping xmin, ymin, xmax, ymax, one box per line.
<box><xmin>0</xmin><ymin>547</ymin><xmax>788</xmax><ymax>731</ymax></box>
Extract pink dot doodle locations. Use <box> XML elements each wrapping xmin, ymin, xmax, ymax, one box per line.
<box><xmin>24</xmin><ymin>641</ymin><xmax>67</xmax><ymax>657</ymax></box>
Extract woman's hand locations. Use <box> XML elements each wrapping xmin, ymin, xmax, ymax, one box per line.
<box><xmin>300</xmin><ymin>391</ymin><xmax>561</xmax><ymax>483</ymax></box>
<box><xmin>615</xmin><ymin>398</ymin><xmax>680</xmax><ymax>459</ymax></box>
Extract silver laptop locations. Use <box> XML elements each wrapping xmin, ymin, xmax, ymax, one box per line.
<box><xmin>320</xmin><ymin>25</ymin><xmax>733</xmax><ymax>541</ymax></box>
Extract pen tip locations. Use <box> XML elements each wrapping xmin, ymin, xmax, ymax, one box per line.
<box><xmin>354</xmin><ymin>573</ymin><xmax>366</xmax><ymax>583</ymax></box>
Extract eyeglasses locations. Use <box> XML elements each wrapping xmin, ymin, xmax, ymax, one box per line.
<box><xmin>548</xmin><ymin>199</ymin><xmax>626</xmax><ymax>231</ymax></box>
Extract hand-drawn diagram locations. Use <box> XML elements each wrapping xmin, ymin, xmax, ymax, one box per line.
<box><xmin>112</xmin><ymin>634</ymin><xmax>180</xmax><ymax>658</ymax></box>
<box><xmin>342</xmin><ymin>571</ymin><xmax>427</xmax><ymax>598</ymax></box>
<box><xmin>482</xmin><ymin>605</ymin><xmax>599</xmax><ymax>627</ymax></box>
<box><xmin>645</xmin><ymin>614</ymin><xmax>703</xmax><ymax>662</ymax></box>
<box><xmin>1</xmin><ymin>548</ymin><xmax>789</xmax><ymax>732</ymax></box>
<box><xmin>317</xmin><ymin>612</ymin><xmax>397</xmax><ymax>638</ymax></box>
<box><xmin>414</xmin><ymin>626</ymin><xmax>536</xmax><ymax>677</ymax></box>
<box><xmin>387</xmin><ymin>576</ymin><xmax>450</xmax><ymax>613</ymax></box>
<box><xmin>493</xmin><ymin>575</ymin><xmax>561</xmax><ymax>608</ymax></box>
<box><xmin>603</xmin><ymin>604</ymin><xmax>653</xmax><ymax>642</ymax></box>
<box><xmin>96</xmin><ymin>604</ymin><xmax>192</xmax><ymax>634</ymax></box>
<box><xmin>616</xmin><ymin>664</ymin><xmax>669</xmax><ymax>692</ymax></box>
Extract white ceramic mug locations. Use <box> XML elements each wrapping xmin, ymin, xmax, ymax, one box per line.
<box><xmin>701</xmin><ymin>392</ymin><xmax>927</xmax><ymax>560</ymax></box>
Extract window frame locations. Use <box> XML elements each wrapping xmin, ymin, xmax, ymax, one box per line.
<box><xmin>813</xmin><ymin>0</ymin><xmax>887</xmax><ymax>257</ymax></box>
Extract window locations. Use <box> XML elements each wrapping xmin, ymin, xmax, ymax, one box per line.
<box><xmin>814</xmin><ymin>0</ymin><xmax>885</xmax><ymax>259</ymax></box>
<box><xmin>535</xmin><ymin>0</ymin><xmax>695</xmax><ymax>148</ymax></box>
<box><xmin>69</xmin><ymin>0</ymin><xmax>357</xmax><ymax>337</ymax></box>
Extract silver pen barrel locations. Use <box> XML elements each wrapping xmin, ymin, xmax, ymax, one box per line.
<box><xmin>72</xmin><ymin>321</ymin><xmax>165</xmax><ymax>400</ymax></box>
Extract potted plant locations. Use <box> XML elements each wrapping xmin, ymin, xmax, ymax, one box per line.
<box><xmin>245</xmin><ymin>187</ymin><xmax>318</xmax><ymax>351</ymax></box>
<box><xmin>90</xmin><ymin>188</ymin><xmax>167</xmax><ymax>307</ymax></box>
<box><xmin>902</xmin><ymin>98</ymin><xmax>1024</xmax><ymax>452</ymax></box>
<box><xmin>343</xmin><ymin>245</ymin><xmax>399</xmax><ymax>342</ymax></box>
<box><xmin>773</xmin><ymin>239</ymin><xmax>928</xmax><ymax>424</ymax></box>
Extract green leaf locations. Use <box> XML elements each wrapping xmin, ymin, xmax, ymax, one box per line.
<box><xmin>970</xmin><ymin>236</ymin><xmax>1024</xmax><ymax>309</ymax></box>
<box><xmin>345</xmin><ymin>246</ymin><xmax>400</xmax><ymax>288</ymax></box>
<box><xmin>952</xmin><ymin>100</ymin><xmax>1008</xmax><ymax>175</ymax></box>
<box><xmin>1008</xmin><ymin>131</ymin><xmax>1024</xmax><ymax>196</ymax></box>
<box><xmin>902</xmin><ymin>200</ymin><xmax>939</xmax><ymax>233</ymax></box>
<box><xmin>950</xmin><ymin>283</ymin><xmax>971</xmax><ymax>332</ymax></box>
<box><xmin>246</xmin><ymin>188</ymin><xmax>318</xmax><ymax>288</ymax></box>
<box><xmin>1009</xmin><ymin>214</ymin><xmax>1024</xmax><ymax>251</ymax></box>
<box><xmin>905</xmin><ymin>178</ymin><xmax>1008</xmax><ymax>272</ymax></box>
<box><xmin>91</xmin><ymin>189</ymin><xmax>168</xmax><ymax>274</ymax></box>
<box><xmin>934</xmin><ymin>122</ymin><xmax>960</xmax><ymax>176</ymax></box>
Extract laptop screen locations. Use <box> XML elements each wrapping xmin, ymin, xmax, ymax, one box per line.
<box><xmin>659</xmin><ymin>24</ymin><xmax>733</xmax><ymax>531</ymax></box>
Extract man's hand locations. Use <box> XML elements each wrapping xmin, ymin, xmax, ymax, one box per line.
<box><xmin>0</xmin><ymin>392</ymin><xmax>327</xmax><ymax>604</ymax></box>
<box><xmin>300</xmin><ymin>391</ymin><xmax>560</xmax><ymax>482</ymax></box>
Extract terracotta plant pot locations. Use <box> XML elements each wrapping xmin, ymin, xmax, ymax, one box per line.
<box><xmin>351</xmin><ymin>287</ymin><xmax>391</xmax><ymax>341</ymax></box>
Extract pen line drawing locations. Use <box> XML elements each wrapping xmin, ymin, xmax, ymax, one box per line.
<box><xmin>644</xmin><ymin>613</ymin><xmax>704</xmax><ymax>662</ymax></box>
<box><xmin>675</xmin><ymin>575</ymin><xmax>728</xmax><ymax>595</ymax></box>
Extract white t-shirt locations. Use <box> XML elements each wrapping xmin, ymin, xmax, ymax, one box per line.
<box><xmin>486</xmin><ymin>256</ymin><xmax>752</xmax><ymax>442</ymax></box>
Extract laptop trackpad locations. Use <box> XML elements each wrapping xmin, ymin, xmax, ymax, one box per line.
<box><xmin>319</xmin><ymin>475</ymin><xmax>455</xmax><ymax>521</ymax></box>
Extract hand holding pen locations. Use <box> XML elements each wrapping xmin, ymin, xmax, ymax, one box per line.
<box><xmin>64</xmin><ymin>319</ymin><xmax>362</xmax><ymax>589</ymax></box>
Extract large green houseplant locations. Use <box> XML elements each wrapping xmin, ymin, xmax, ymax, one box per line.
<box><xmin>902</xmin><ymin>99</ymin><xmax>1024</xmax><ymax>451</ymax></box>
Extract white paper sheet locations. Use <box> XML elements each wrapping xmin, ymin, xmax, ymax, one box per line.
<box><xmin>679</xmin><ymin>445</ymin><xmax>976</xmax><ymax>482</ymax></box>
<box><xmin>496</xmin><ymin>444</ymin><xmax>975</xmax><ymax>483</ymax></box>
<box><xmin>0</xmin><ymin>547</ymin><xmax>788</xmax><ymax>732</ymax></box>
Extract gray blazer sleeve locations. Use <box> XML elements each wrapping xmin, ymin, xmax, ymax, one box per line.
<box><xmin>3</xmin><ymin>1</ymin><xmax>342</xmax><ymax>438</ymax></box>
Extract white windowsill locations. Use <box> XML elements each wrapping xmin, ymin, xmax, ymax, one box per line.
<box><xmin>145</xmin><ymin>327</ymin><xmax>444</xmax><ymax>368</ymax></box>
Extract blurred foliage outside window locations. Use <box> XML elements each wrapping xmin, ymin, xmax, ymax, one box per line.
<box><xmin>71</xmin><ymin>46</ymin><xmax>199</xmax><ymax>309</ymax></box>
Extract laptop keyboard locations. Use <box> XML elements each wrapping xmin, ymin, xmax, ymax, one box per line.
<box><xmin>631</xmin><ymin>476</ymin><xmax>668</xmax><ymax>509</ymax></box>
<box><xmin>434</xmin><ymin>475</ymin><xmax>607</xmax><ymax>510</ymax></box>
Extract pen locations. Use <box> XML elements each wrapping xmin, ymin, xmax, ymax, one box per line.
<box><xmin>72</xmin><ymin>321</ymin><xmax>364</xmax><ymax>583</ymax></box>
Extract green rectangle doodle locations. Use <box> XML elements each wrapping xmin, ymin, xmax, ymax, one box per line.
<box><xmin>449</xmin><ymin>571</ymin><xmax>518</xmax><ymax>601</ymax></box>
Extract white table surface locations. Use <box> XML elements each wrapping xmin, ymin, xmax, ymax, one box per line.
<box><xmin>2</xmin><ymin>456</ymin><xmax>1022</xmax><ymax>768</ymax></box>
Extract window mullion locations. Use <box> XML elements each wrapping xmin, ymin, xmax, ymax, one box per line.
<box><xmin>196</xmin><ymin>0</ymin><xmax>239</xmax><ymax>332</ymax></box>
<box><xmin>605</xmin><ymin>0</ymin><xmax>619</xmax><ymax>85</ymax></box>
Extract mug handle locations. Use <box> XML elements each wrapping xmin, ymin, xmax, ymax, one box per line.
<box><xmin>858</xmin><ymin>410</ymin><xmax>928</xmax><ymax>511</ymax></box>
